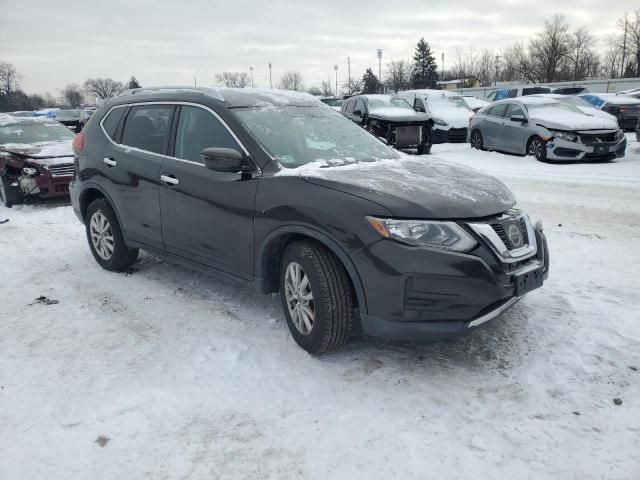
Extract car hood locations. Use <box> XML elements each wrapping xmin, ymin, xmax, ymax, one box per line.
<box><xmin>530</xmin><ymin>110</ymin><xmax>618</xmax><ymax>130</ymax></box>
<box><xmin>430</xmin><ymin>106</ymin><xmax>473</xmax><ymax>128</ymax></box>
<box><xmin>0</xmin><ymin>141</ymin><xmax>73</xmax><ymax>159</ymax></box>
<box><xmin>576</xmin><ymin>107</ymin><xmax>618</xmax><ymax>122</ymax></box>
<box><xmin>295</xmin><ymin>155</ymin><xmax>516</xmax><ymax>219</ymax></box>
<box><xmin>368</xmin><ymin>108</ymin><xmax>431</xmax><ymax>123</ymax></box>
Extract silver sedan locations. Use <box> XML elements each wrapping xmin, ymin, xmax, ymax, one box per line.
<box><xmin>468</xmin><ymin>97</ymin><xmax>626</xmax><ymax>162</ymax></box>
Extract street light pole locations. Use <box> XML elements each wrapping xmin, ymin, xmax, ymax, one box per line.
<box><xmin>347</xmin><ymin>56</ymin><xmax>351</xmax><ymax>95</ymax></box>
<box><xmin>334</xmin><ymin>65</ymin><xmax>339</xmax><ymax>97</ymax></box>
<box><xmin>269</xmin><ymin>62</ymin><xmax>272</xmax><ymax>89</ymax></box>
<box><xmin>494</xmin><ymin>54</ymin><xmax>500</xmax><ymax>86</ymax></box>
<box><xmin>249</xmin><ymin>66</ymin><xmax>254</xmax><ymax>87</ymax></box>
<box><xmin>377</xmin><ymin>49</ymin><xmax>383</xmax><ymax>93</ymax></box>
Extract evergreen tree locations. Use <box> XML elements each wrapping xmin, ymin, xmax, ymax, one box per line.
<box><xmin>411</xmin><ymin>38</ymin><xmax>439</xmax><ymax>88</ymax></box>
<box><xmin>126</xmin><ymin>76</ymin><xmax>142</xmax><ymax>89</ymax></box>
<box><xmin>361</xmin><ymin>68</ymin><xmax>381</xmax><ymax>94</ymax></box>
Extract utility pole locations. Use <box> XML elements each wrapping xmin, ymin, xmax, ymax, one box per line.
<box><xmin>494</xmin><ymin>53</ymin><xmax>500</xmax><ymax>86</ymax></box>
<box><xmin>377</xmin><ymin>49</ymin><xmax>383</xmax><ymax>93</ymax></box>
<box><xmin>194</xmin><ymin>77</ymin><xmax>197</xmax><ymax>87</ymax></box>
<box><xmin>620</xmin><ymin>16</ymin><xmax>628</xmax><ymax>78</ymax></box>
<box><xmin>347</xmin><ymin>56</ymin><xmax>351</xmax><ymax>95</ymax></box>
<box><xmin>249</xmin><ymin>66</ymin><xmax>254</xmax><ymax>87</ymax></box>
<box><xmin>334</xmin><ymin>65</ymin><xmax>339</xmax><ymax>97</ymax></box>
<box><xmin>269</xmin><ymin>62</ymin><xmax>272</xmax><ymax>89</ymax></box>
<box><xmin>441</xmin><ymin>53</ymin><xmax>445</xmax><ymax>81</ymax></box>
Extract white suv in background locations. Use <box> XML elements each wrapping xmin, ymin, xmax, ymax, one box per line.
<box><xmin>398</xmin><ymin>89</ymin><xmax>473</xmax><ymax>143</ymax></box>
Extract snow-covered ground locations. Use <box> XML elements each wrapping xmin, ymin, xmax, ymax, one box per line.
<box><xmin>1</xmin><ymin>134</ymin><xmax>639</xmax><ymax>479</ymax></box>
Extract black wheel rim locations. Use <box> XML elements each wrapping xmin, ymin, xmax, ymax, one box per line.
<box><xmin>472</xmin><ymin>132</ymin><xmax>481</xmax><ymax>148</ymax></box>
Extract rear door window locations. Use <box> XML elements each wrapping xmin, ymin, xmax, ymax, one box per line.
<box><xmin>508</xmin><ymin>89</ymin><xmax>518</xmax><ymax>98</ymax></box>
<box><xmin>121</xmin><ymin>104</ymin><xmax>175</xmax><ymax>155</ymax></box>
<box><xmin>173</xmin><ymin>106</ymin><xmax>240</xmax><ymax>163</ymax></box>
<box><xmin>101</xmin><ymin>106</ymin><xmax>126</xmax><ymax>140</ymax></box>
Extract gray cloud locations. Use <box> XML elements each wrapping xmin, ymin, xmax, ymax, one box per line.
<box><xmin>0</xmin><ymin>0</ymin><xmax>636</xmax><ymax>94</ymax></box>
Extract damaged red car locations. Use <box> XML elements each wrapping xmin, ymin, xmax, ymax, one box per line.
<box><xmin>0</xmin><ymin>114</ymin><xmax>75</xmax><ymax>207</ymax></box>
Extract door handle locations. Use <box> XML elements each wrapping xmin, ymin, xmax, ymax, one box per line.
<box><xmin>160</xmin><ymin>174</ymin><xmax>180</xmax><ymax>186</ymax></box>
<box><xmin>103</xmin><ymin>157</ymin><xmax>117</xmax><ymax>167</ymax></box>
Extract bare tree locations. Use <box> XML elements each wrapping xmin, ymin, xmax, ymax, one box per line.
<box><xmin>214</xmin><ymin>72</ymin><xmax>250</xmax><ymax>88</ymax></box>
<box><xmin>567</xmin><ymin>27</ymin><xmax>598</xmax><ymax>80</ymax></box>
<box><xmin>626</xmin><ymin>10</ymin><xmax>640</xmax><ymax>77</ymax></box>
<box><xmin>62</xmin><ymin>84</ymin><xmax>84</xmax><ymax>107</ymax></box>
<box><xmin>0</xmin><ymin>61</ymin><xmax>21</xmax><ymax>96</ymax></box>
<box><xmin>278</xmin><ymin>71</ymin><xmax>304</xmax><ymax>91</ymax></box>
<box><xmin>307</xmin><ymin>86</ymin><xmax>322</xmax><ymax>96</ymax></box>
<box><xmin>320</xmin><ymin>80</ymin><xmax>333</xmax><ymax>96</ymax></box>
<box><xmin>84</xmin><ymin>78</ymin><xmax>123</xmax><ymax>100</ymax></box>
<box><xmin>384</xmin><ymin>59</ymin><xmax>411</xmax><ymax>92</ymax></box>
<box><xmin>602</xmin><ymin>38</ymin><xmax>623</xmax><ymax>78</ymax></box>
<box><xmin>529</xmin><ymin>15</ymin><xmax>572</xmax><ymax>82</ymax></box>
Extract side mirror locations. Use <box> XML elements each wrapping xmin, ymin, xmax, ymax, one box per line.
<box><xmin>353</xmin><ymin>109</ymin><xmax>363</xmax><ymax>117</ymax></box>
<box><xmin>201</xmin><ymin>147</ymin><xmax>250</xmax><ymax>173</ymax></box>
<box><xmin>510</xmin><ymin>114</ymin><xmax>527</xmax><ymax>123</ymax></box>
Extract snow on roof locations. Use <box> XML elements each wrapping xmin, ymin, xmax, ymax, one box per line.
<box><xmin>593</xmin><ymin>93</ymin><xmax>640</xmax><ymax>105</ymax></box>
<box><xmin>0</xmin><ymin>113</ymin><xmax>55</xmax><ymax>126</ymax></box>
<box><xmin>436</xmin><ymin>79</ymin><xmax>466</xmax><ymax>85</ymax></box>
<box><xmin>513</xmin><ymin>96</ymin><xmax>558</xmax><ymax>105</ymax></box>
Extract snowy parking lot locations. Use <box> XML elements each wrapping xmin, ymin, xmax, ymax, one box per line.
<box><xmin>1</xmin><ymin>135</ymin><xmax>639</xmax><ymax>479</ymax></box>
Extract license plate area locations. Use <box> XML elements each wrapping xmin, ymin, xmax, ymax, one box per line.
<box><xmin>395</xmin><ymin>126</ymin><xmax>421</xmax><ymax>147</ymax></box>
<box><xmin>514</xmin><ymin>266</ymin><xmax>544</xmax><ymax>296</ymax></box>
<box><xmin>594</xmin><ymin>145</ymin><xmax>609</xmax><ymax>154</ymax></box>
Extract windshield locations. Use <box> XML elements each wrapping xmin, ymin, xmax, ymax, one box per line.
<box><xmin>0</xmin><ymin>122</ymin><xmax>76</xmax><ymax>144</ymax></box>
<box><xmin>429</xmin><ymin>94</ymin><xmax>472</xmax><ymax>111</ymax></box>
<box><xmin>527</xmin><ymin>102</ymin><xmax>585</xmax><ymax>115</ymax></box>
<box><xmin>559</xmin><ymin>97</ymin><xmax>595</xmax><ymax>109</ymax></box>
<box><xmin>56</xmin><ymin>110</ymin><xmax>82</xmax><ymax>120</ymax></box>
<box><xmin>320</xmin><ymin>98</ymin><xmax>343</xmax><ymax>107</ymax></box>
<box><xmin>234</xmin><ymin>105</ymin><xmax>400</xmax><ymax>168</ymax></box>
<box><xmin>367</xmin><ymin>97</ymin><xmax>413</xmax><ymax>111</ymax></box>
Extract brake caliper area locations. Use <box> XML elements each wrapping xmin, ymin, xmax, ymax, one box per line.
<box><xmin>18</xmin><ymin>167</ymin><xmax>40</xmax><ymax>195</ymax></box>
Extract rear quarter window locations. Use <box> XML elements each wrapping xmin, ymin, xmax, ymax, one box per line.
<box><xmin>101</xmin><ymin>107</ymin><xmax>126</xmax><ymax>140</ymax></box>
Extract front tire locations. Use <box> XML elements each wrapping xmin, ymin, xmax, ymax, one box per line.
<box><xmin>527</xmin><ymin>136</ymin><xmax>547</xmax><ymax>162</ymax></box>
<box><xmin>0</xmin><ymin>175</ymin><xmax>21</xmax><ymax>208</ymax></box>
<box><xmin>279</xmin><ymin>241</ymin><xmax>354</xmax><ymax>354</ymax></box>
<box><xmin>85</xmin><ymin>198</ymin><xmax>138</xmax><ymax>271</ymax></box>
<box><xmin>470</xmin><ymin>129</ymin><xmax>484</xmax><ymax>150</ymax></box>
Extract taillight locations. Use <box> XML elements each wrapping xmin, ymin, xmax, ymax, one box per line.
<box><xmin>72</xmin><ymin>132</ymin><xmax>84</xmax><ymax>155</ymax></box>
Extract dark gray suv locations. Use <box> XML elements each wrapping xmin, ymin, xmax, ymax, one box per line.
<box><xmin>70</xmin><ymin>87</ymin><xmax>549</xmax><ymax>354</ymax></box>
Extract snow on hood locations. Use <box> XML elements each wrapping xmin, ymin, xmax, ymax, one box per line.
<box><xmin>369</xmin><ymin>107</ymin><xmax>419</xmax><ymax>118</ymax></box>
<box><xmin>576</xmin><ymin>107</ymin><xmax>618</xmax><ymax>122</ymax></box>
<box><xmin>0</xmin><ymin>141</ymin><xmax>73</xmax><ymax>159</ymax></box>
<box><xmin>278</xmin><ymin>153</ymin><xmax>515</xmax><ymax>218</ymax></box>
<box><xmin>431</xmin><ymin>105</ymin><xmax>473</xmax><ymax>128</ymax></box>
<box><xmin>530</xmin><ymin>109</ymin><xmax>618</xmax><ymax>130</ymax></box>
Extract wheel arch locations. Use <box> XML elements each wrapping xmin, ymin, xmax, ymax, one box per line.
<box><xmin>254</xmin><ymin>225</ymin><xmax>368</xmax><ymax>315</ymax></box>
<box><xmin>78</xmin><ymin>183</ymin><xmax>123</xmax><ymax>226</ymax></box>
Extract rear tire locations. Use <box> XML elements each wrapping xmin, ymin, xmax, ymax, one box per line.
<box><xmin>85</xmin><ymin>198</ymin><xmax>139</xmax><ymax>272</ymax></box>
<box><xmin>527</xmin><ymin>136</ymin><xmax>547</xmax><ymax>162</ymax></box>
<box><xmin>470</xmin><ymin>129</ymin><xmax>484</xmax><ymax>150</ymax></box>
<box><xmin>279</xmin><ymin>241</ymin><xmax>354</xmax><ymax>354</ymax></box>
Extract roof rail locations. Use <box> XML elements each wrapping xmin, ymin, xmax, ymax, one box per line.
<box><xmin>117</xmin><ymin>86</ymin><xmax>225</xmax><ymax>102</ymax></box>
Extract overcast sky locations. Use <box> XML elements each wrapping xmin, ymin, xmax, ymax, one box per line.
<box><xmin>0</xmin><ymin>0</ymin><xmax>636</xmax><ymax>95</ymax></box>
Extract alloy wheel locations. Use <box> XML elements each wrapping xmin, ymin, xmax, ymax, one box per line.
<box><xmin>284</xmin><ymin>261</ymin><xmax>315</xmax><ymax>335</ymax></box>
<box><xmin>528</xmin><ymin>138</ymin><xmax>544</xmax><ymax>160</ymax></box>
<box><xmin>471</xmin><ymin>131</ymin><xmax>482</xmax><ymax>149</ymax></box>
<box><xmin>89</xmin><ymin>210</ymin><xmax>115</xmax><ymax>261</ymax></box>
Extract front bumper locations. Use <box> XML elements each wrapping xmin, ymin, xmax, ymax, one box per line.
<box><xmin>546</xmin><ymin>136</ymin><xmax>626</xmax><ymax>161</ymax></box>
<box><xmin>433</xmin><ymin>127</ymin><xmax>468</xmax><ymax>143</ymax></box>
<box><xmin>354</xmin><ymin>222</ymin><xmax>549</xmax><ymax>341</ymax></box>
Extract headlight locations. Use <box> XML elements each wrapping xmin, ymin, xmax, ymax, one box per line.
<box><xmin>615</xmin><ymin>128</ymin><xmax>624</xmax><ymax>139</ymax></box>
<box><xmin>366</xmin><ymin>216</ymin><xmax>477</xmax><ymax>252</ymax></box>
<box><xmin>549</xmin><ymin>129</ymin><xmax>578</xmax><ymax>142</ymax></box>
<box><xmin>432</xmin><ymin>118</ymin><xmax>448</xmax><ymax>126</ymax></box>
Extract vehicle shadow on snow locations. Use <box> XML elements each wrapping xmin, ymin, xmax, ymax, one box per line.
<box><xmin>131</xmin><ymin>251</ymin><xmax>545</xmax><ymax>377</ymax></box>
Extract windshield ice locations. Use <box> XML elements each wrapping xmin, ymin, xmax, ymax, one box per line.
<box><xmin>233</xmin><ymin>105</ymin><xmax>400</xmax><ymax>168</ymax></box>
<box><xmin>0</xmin><ymin>122</ymin><xmax>76</xmax><ymax>144</ymax></box>
<box><xmin>430</xmin><ymin>95</ymin><xmax>472</xmax><ymax>111</ymax></box>
<box><xmin>367</xmin><ymin>97</ymin><xmax>414</xmax><ymax>111</ymax></box>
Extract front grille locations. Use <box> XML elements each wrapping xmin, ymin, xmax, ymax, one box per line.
<box><xmin>579</xmin><ymin>132</ymin><xmax>616</xmax><ymax>143</ymax></box>
<box><xmin>49</xmin><ymin>164</ymin><xmax>74</xmax><ymax>177</ymax></box>
<box><xmin>490</xmin><ymin>217</ymin><xmax>529</xmax><ymax>251</ymax></box>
